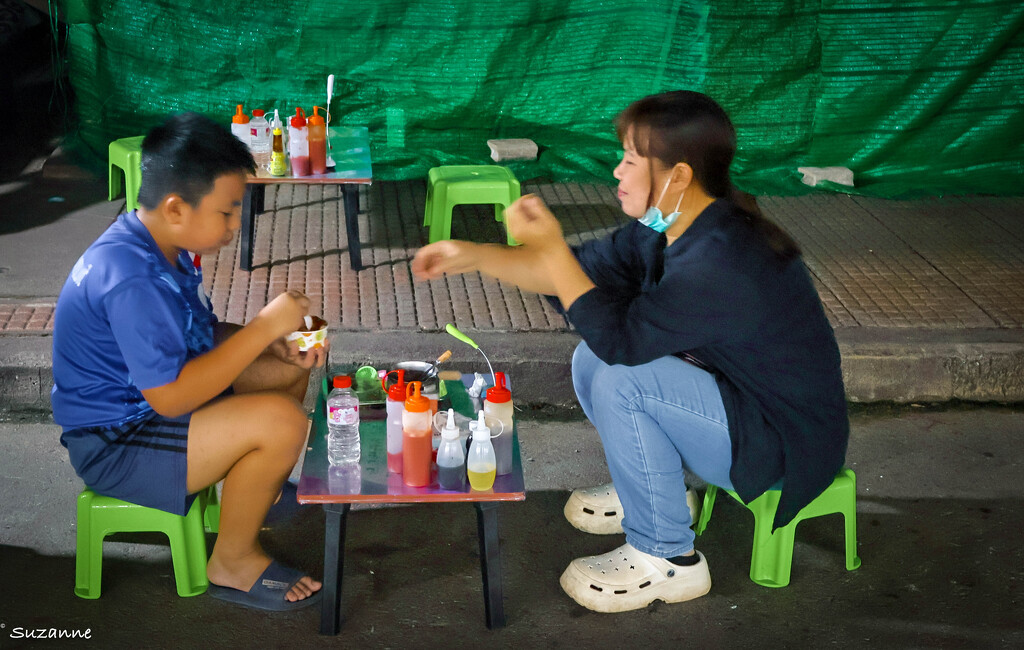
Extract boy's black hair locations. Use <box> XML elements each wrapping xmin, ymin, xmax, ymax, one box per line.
<box><xmin>137</xmin><ymin>112</ymin><xmax>255</xmax><ymax>210</ymax></box>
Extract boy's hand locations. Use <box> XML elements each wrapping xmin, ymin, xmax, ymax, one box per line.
<box><xmin>411</xmin><ymin>240</ymin><xmax>482</xmax><ymax>280</ymax></box>
<box><xmin>504</xmin><ymin>194</ymin><xmax>565</xmax><ymax>251</ymax></box>
<box><xmin>268</xmin><ymin>336</ymin><xmax>330</xmax><ymax>369</ymax></box>
<box><xmin>256</xmin><ymin>289</ymin><xmax>310</xmax><ymax>338</ymax></box>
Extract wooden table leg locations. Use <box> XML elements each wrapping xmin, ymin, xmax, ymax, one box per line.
<box><xmin>320</xmin><ymin>503</ymin><xmax>350</xmax><ymax>635</ymax></box>
<box><xmin>475</xmin><ymin>502</ymin><xmax>506</xmax><ymax>628</ymax></box>
<box><xmin>342</xmin><ymin>185</ymin><xmax>362</xmax><ymax>271</ymax></box>
<box><xmin>240</xmin><ymin>184</ymin><xmax>258</xmax><ymax>271</ymax></box>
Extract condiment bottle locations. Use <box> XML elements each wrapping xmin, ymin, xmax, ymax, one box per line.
<box><xmin>230</xmin><ymin>104</ymin><xmax>250</xmax><ymax>147</ymax></box>
<box><xmin>435</xmin><ymin>409</ymin><xmax>466</xmax><ymax>490</ymax></box>
<box><xmin>484</xmin><ymin>372</ymin><xmax>514</xmax><ymax>475</ymax></box>
<box><xmin>402</xmin><ymin>381</ymin><xmax>432</xmax><ymax>487</ymax></box>
<box><xmin>308</xmin><ymin>107</ymin><xmax>327</xmax><ymax>175</ymax></box>
<box><xmin>384</xmin><ymin>369</ymin><xmax>406</xmax><ymax>474</ymax></box>
<box><xmin>466</xmin><ymin>411</ymin><xmax>496</xmax><ymax>491</ymax></box>
<box><xmin>288</xmin><ymin>107</ymin><xmax>310</xmax><ymax>177</ymax></box>
<box><xmin>269</xmin><ymin>126</ymin><xmax>287</xmax><ymax>176</ymax></box>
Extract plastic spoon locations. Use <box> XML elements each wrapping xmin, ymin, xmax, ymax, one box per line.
<box><xmin>325</xmin><ymin>74</ymin><xmax>336</xmax><ymax>167</ymax></box>
<box><xmin>445</xmin><ymin>324</ymin><xmax>495</xmax><ymax>386</ymax></box>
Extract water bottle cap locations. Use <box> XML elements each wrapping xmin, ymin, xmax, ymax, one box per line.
<box><xmin>332</xmin><ymin>375</ymin><xmax>352</xmax><ymax>389</ymax></box>
<box><xmin>404</xmin><ymin>381</ymin><xmax>430</xmax><ymax>412</ymax></box>
<box><xmin>308</xmin><ymin>106</ymin><xmax>326</xmax><ymax>126</ymax></box>
<box><xmin>232</xmin><ymin>104</ymin><xmax>249</xmax><ymax>124</ymax></box>
<box><xmin>485</xmin><ymin>371</ymin><xmax>511</xmax><ymax>403</ymax></box>
<box><xmin>291</xmin><ymin>107</ymin><xmax>307</xmax><ymax>128</ymax></box>
<box><xmin>252</xmin><ymin>109</ymin><xmax>265</xmax><ymax>117</ymax></box>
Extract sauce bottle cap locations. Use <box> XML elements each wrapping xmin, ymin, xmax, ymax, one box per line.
<box><xmin>485</xmin><ymin>372</ymin><xmax>511</xmax><ymax>403</ymax></box>
<box><xmin>386</xmin><ymin>369</ymin><xmax>406</xmax><ymax>400</ymax></box>
<box><xmin>404</xmin><ymin>381</ymin><xmax>430</xmax><ymax>412</ymax></box>
<box><xmin>291</xmin><ymin>107</ymin><xmax>307</xmax><ymax>128</ymax></box>
<box><xmin>308</xmin><ymin>106</ymin><xmax>326</xmax><ymax>126</ymax></box>
<box><xmin>232</xmin><ymin>104</ymin><xmax>249</xmax><ymax>124</ymax></box>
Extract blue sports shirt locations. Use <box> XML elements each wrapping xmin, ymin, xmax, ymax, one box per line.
<box><xmin>51</xmin><ymin>211</ymin><xmax>217</xmax><ymax>429</ymax></box>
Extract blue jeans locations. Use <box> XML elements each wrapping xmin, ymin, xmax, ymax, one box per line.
<box><xmin>572</xmin><ymin>341</ymin><xmax>734</xmax><ymax>558</ymax></box>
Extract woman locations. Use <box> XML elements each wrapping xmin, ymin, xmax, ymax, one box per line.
<box><xmin>411</xmin><ymin>90</ymin><xmax>848</xmax><ymax>613</ymax></box>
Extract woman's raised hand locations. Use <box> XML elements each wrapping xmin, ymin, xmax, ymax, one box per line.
<box><xmin>504</xmin><ymin>194</ymin><xmax>564</xmax><ymax>250</ymax></box>
<box><xmin>411</xmin><ymin>240</ymin><xmax>482</xmax><ymax>280</ymax></box>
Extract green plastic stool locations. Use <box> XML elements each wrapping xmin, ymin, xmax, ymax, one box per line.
<box><xmin>108</xmin><ymin>136</ymin><xmax>145</xmax><ymax>211</ymax></box>
<box><xmin>694</xmin><ymin>468</ymin><xmax>861</xmax><ymax>588</ymax></box>
<box><xmin>74</xmin><ymin>488</ymin><xmax>212</xmax><ymax>598</ymax></box>
<box><xmin>423</xmin><ymin>165</ymin><xmax>521</xmax><ymax>245</ymax></box>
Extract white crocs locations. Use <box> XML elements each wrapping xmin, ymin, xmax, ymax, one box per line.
<box><xmin>559</xmin><ymin>543</ymin><xmax>711</xmax><ymax>613</ymax></box>
<box><xmin>564</xmin><ymin>483</ymin><xmax>701</xmax><ymax>535</ymax></box>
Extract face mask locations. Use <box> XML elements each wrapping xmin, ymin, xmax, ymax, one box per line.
<box><xmin>639</xmin><ymin>176</ymin><xmax>684</xmax><ymax>233</ymax></box>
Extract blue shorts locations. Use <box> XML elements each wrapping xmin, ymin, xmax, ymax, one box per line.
<box><xmin>61</xmin><ymin>411</ymin><xmax>196</xmax><ymax>516</ymax></box>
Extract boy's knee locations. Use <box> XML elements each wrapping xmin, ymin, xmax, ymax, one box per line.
<box><xmin>259</xmin><ymin>393</ymin><xmax>309</xmax><ymax>451</ymax></box>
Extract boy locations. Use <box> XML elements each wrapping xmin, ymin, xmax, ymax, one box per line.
<box><xmin>52</xmin><ymin>112</ymin><xmax>324</xmax><ymax>610</ymax></box>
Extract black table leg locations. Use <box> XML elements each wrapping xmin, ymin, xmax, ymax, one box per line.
<box><xmin>475</xmin><ymin>502</ymin><xmax>506</xmax><ymax>628</ymax></box>
<box><xmin>240</xmin><ymin>184</ymin><xmax>257</xmax><ymax>271</ymax></box>
<box><xmin>342</xmin><ymin>185</ymin><xmax>362</xmax><ymax>271</ymax></box>
<box><xmin>320</xmin><ymin>503</ymin><xmax>350</xmax><ymax>635</ymax></box>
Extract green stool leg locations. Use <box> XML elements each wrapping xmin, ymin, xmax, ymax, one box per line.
<box><xmin>107</xmin><ymin>160</ymin><xmax>124</xmax><ymax>203</ymax></box>
<box><xmin>428</xmin><ymin>180</ymin><xmax>452</xmax><ymax>243</ymax></box>
<box><xmin>694</xmin><ymin>484</ymin><xmax>718</xmax><ymax>536</ymax></box>
<box><xmin>108</xmin><ymin>136</ymin><xmax>145</xmax><ymax>211</ymax></box>
<box><xmin>74</xmin><ymin>490</ymin><xmax>103</xmax><ymax>599</ymax></box>
<box><xmin>200</xmin><ymin>484</ymin><xmax>220</xmax><ymax>534</ymax></box>
<box><xmin>744</xmin><ymin>489</ymin><xmax>794</xmax><ymax>588</ymax></box>
<box><xmin>169</xmin><ymin>498</ymin><xmax>210</xmax><ymax>597</ymax></box>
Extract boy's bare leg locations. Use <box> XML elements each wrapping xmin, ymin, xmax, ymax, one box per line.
<box><xmin>233</xmin><ymin>350</ymin><xmax>311</xmax><ymax>403</ymax></box>
<box><xmin>186</xmin><ymin>391</ymin><xmax>321</xmax><ymax>603</ymax></box>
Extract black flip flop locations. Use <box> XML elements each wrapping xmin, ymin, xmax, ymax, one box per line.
<box><xmin>207</xmin><ymin>561</ymin><xmax>321</xmax><ymax>611</ymax></box>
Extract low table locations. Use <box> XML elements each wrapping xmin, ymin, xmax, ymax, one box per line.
<box><xmin>241</xmin><ymin>126</ymin><xmax>372</xmax><ymax>272</ymax></box>
<box><xmin>297</xmin><ymin>377</ymin><xmax>526</xmax><ymax>635</ymax></box>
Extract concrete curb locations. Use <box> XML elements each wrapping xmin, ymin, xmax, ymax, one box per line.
<box><xmin>5</xmin><ymin>329</ymin><xmax>1024</xmax><ymax>412</ymax></box>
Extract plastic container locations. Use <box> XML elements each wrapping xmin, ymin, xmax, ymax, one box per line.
<box><xmin>230</xmin><ymin>104</ymin><xmax>250</xmax><ymax>147</ymax></box>
<box><xmin>436</xmin><ymin>409</ymin><xmax>466</xmax><ymax>490</ymax></box>
<box><xmin>402</xmin><ymin>381</ymin><xmax>432</xmax><ymax>487</ymax></box>
<box><xmin>308</xmin><ymin>107</ymin><xmax>327</xmax><ymax>175</ymax></box>
<box><xmin>384</xmin><ymin>369</ymin><xmax>406</xmax><ymax>473</ymax></box>
<box><xmin>327</xmin><ymin>375</ymin><xmax>360</xmax><ymax>465</ymax></box>
<box><xmin>249</xmin><ymin>109</ymin><xmax>272</xmax><ymax>172</ymax></box>
<box><xmin>269</xmin><ymin>126</ymin><xmax>287</xmax><ymax>176</ymax></box>
<box><xmin>288</xmin><ymin>107</ymin><xmax>310</xmax><ymax>177</ymax></box>
<box><xmin>466</xmin><ymin>411</ymin><xmax>496</xmax><ymax>491</ymax></box>
<box><xmin>484</xmin><ymin>372</ymin><xmax>514</xmax><ymax>475</ymax></box>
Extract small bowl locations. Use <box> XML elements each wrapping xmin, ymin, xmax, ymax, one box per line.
<box><xmin>286</xmin><ymin>315</ymin><xmax>328</xmax><ymax>351</ymax></box>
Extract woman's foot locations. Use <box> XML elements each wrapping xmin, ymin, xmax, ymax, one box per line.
<box><xmin>564</xmin><ymin>483</ymin><xmax>700</xmax><ymax>534</ymax></box>
<box><xmin>559</xmin><ymin>543</ymin><xmax>710</xmax><ymax>613</ymax></box>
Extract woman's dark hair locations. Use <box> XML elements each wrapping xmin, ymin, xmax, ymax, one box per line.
<box><xmin>615</xmin><ymin>91</ymin><xmax>800</xmax><ymax>260</ymax></box>
<box><xmin>137</xmin><ymin>112</ymin><xmax>255</xmax><ymax>210</ymax></box>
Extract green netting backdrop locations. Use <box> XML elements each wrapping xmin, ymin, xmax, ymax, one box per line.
<box><xmin>59</xmin><ymin>0</ymin><xmax>1024</xmax><ymax>197</ymax></box>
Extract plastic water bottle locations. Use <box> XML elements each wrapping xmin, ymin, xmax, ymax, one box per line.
<box><xmin>436</xmin><ymin>409</ymin><xmax>466</xmax><ymax>490</ymax></box>
<box><xmin>467</xmin><ymin>411</ymin><xmax>496</xmax><ymax>491</ymax></box>
<box><xmin>484</xmin><ymin>372</ymin><xmax>514</xmax><ymax>475</ymax></box>
<box><xmin>249</xmin><ymin>109</ymin><xmax>272</xmax><ymax>172</ymax></box>
<box><xmin>327</xmin><ymin>375</ymin><xmax>360</xmax><ymax>465</ymax></box>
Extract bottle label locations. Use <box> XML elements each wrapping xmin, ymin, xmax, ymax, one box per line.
<box><xmin>328</xmin><ymin>405</ymin><xmax>358</xmax><ymax>426</ymax></box>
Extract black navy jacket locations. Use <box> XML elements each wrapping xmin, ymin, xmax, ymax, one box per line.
<box><xmin>560</xmin><ymin>199</ymin><xmax>849</xmax><ymax>529</ymax></box>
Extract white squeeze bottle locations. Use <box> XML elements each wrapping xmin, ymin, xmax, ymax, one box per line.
<box><xmin>466</xmin><ymin>411</ymin><xmax>496</xmax><ymax>491</ymax></box>
<box><xmin>436</xmin><ymin>409</ymin><xmax>466</xmax><ymax>490</ymax></box>
<box><xmin>327</xmin><ymin>375</ymin><xmax>360</xmax><ymax>465</ymax></box>
<box><xmin>288</xmin><ymin>107</ymin><xmax>310</xmax><ymax>177</ymax></box>
<box><xmin>384</xmin><ymin>369</ymin><xmax>406</xmax><ymax>474</ymax></box>
<box><xmin>484</xmin><ymin>371</ymin><xmax>514</xmax><ymax>475</ymax></box>
<box><xmin>230</xmin><ymin>104</ymin><xmax>250</xmax><ymax>147</ymax></box>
